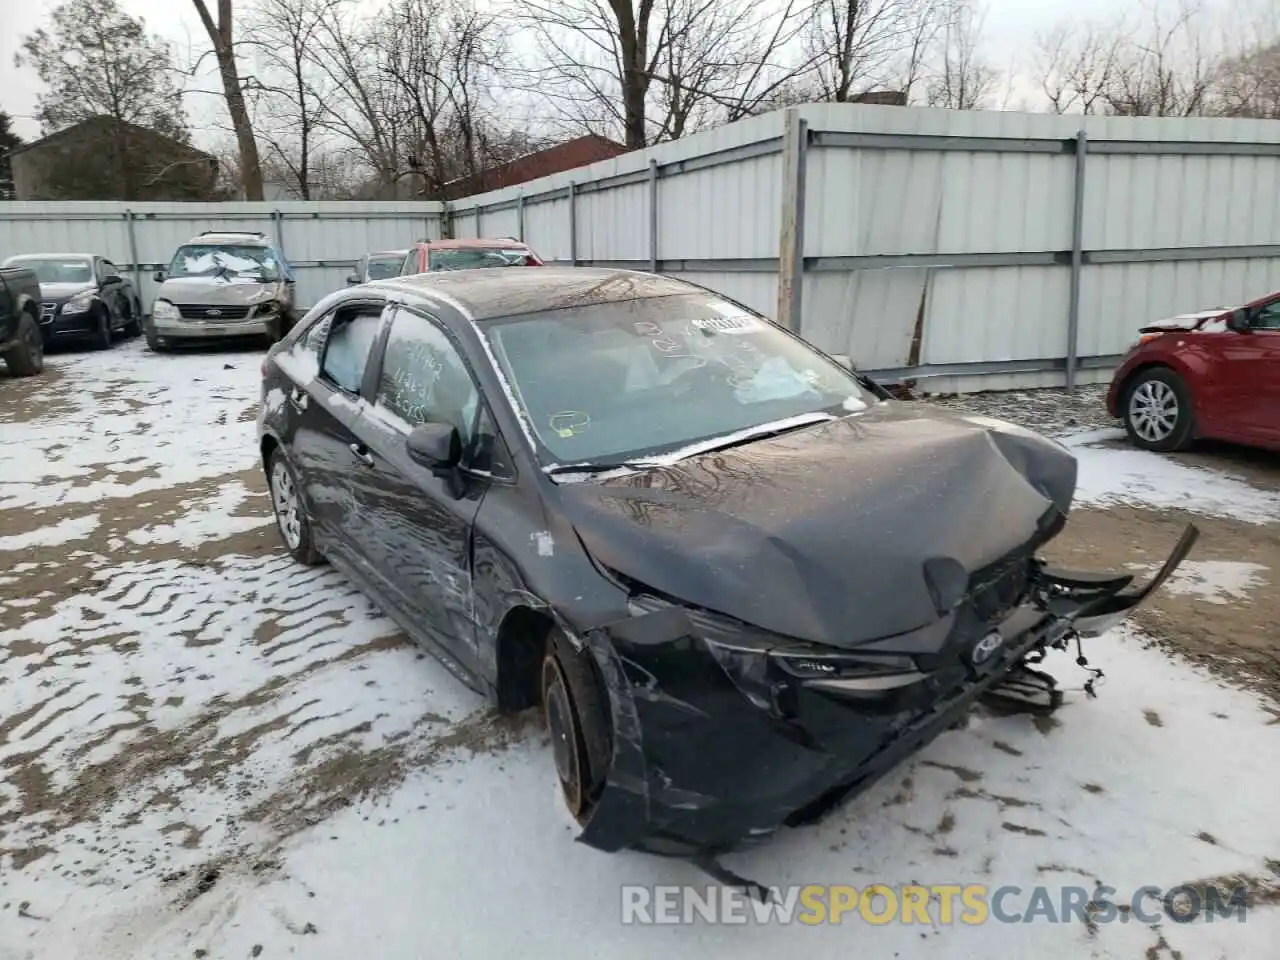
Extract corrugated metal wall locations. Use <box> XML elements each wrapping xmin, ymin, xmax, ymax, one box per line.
<box><xmin>7</xmin><ymin>105</ymin><xmax>1280</xmax><ymax>393</ymax></box>
<box><xmin>449</xmin><ymin>104</ymin><xmax>1280</xmax><ymax>392</ymax></box>
<box><xmin>0</xmin><ymin>201</ymin><xmax>444</xmax><ymax>309</ymax></box>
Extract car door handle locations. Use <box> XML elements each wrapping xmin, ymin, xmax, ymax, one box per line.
<box><xmin>349</xmin><ymin>443</ymin><xmax>375</xmax><ymax>467</ymax></box>
<box><xmin>288</xmin><ymin>386</ymin><xmax>308</xmax><ymax>410</ymax></box>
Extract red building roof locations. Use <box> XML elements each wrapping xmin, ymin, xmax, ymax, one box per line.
<box><xmin>444</xmin><ymin>134</ymin><xmax>628</xmax><ymax>199</ymax></box>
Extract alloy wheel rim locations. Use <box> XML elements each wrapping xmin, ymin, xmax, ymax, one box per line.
<box><xmin>1128</xmin><ymin>380</ymin><xmax>1179</xmax><ymax>442</ymax></box>
<box><xmin>270</xmin><ymin>460</ymin><xmax>303</xmax><ymax>549</ymax></box>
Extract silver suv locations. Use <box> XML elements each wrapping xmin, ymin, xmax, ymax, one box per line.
<box><xmin>146</xmin><ymin>231</ymin><xmax>298</xmax><ymax>351</ymax></box>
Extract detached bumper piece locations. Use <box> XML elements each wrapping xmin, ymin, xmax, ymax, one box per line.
<box><xmin>979</xmin><ymin>664</ymin><xmax>1062</xmax><ymax>716</ymax></box>
<box><xmin>580</xmin><ymin>523</ymin><xmax>1199</xmax><ymax>863</ymax></box>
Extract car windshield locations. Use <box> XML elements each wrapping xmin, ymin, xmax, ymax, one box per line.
<box><xmin>169</xmin><ymin>244</ymin><xmax>279</xmax><ymax>280</ymax></box>
<box><xmin>7</xmin><ymin>257</ymin><xmax>93</xmax><ymax>284</ymax></box>
<box><xmin>429</xmin><ymin>248</ymin><xmax>532</xmax><ymax>271</ymax></box>
<box><xmin>481</xmin><ymin>292</ymin><xmax>877</xmax><ymax>467</ymax></box>
<box><xmin>367</xmin><ymin>255</ymin><xmax>404</xmax><ymax>281</ymax></box>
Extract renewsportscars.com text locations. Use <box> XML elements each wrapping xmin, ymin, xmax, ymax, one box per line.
<box><xmin>621</xmin><ymin>883</ymin><xmax>1250</xmax><ymax>926</ymax></box>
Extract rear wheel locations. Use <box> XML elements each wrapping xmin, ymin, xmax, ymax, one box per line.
<box><xmin>540</xmin><ymin>629</ymin><xmax>612</xmax><ymax>823</ymax></box>
<box><xmin>3</xmin><ymin>313</ymin><xmax>44</xmax><ymax>376</ymax></box>
<box><xmin>122</xmin><ymin>299</ymin><xmax>141</xmax><ymax>337</ymax></box>
<box><xmin>268</xmin><ymin>447</ymin><xmax>324</xmax><ymax>565</ymax></box>
<box><xmin>1123</xmin><ymin>367</ymin><xmax>1194</xmax><ymax>452</ymax></box>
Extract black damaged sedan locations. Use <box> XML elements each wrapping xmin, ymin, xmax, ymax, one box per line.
<box><xmin>257</xmin><ymin>267</ymin><xmax>1195</xmax><ymax>869</ymax></box>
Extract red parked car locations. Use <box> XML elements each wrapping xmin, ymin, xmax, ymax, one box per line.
<box><xmin>398</xmin><ymin>238</ymin><xmax>545</xmax><ymax>276</ymax></box>
<box><xmin>1106</xmin><ymin>291</ymin><xmax>1280</xmax><ymax>452</ymax></box>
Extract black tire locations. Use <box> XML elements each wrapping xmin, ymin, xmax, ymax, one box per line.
<box><xmin>540</xmin><ymin>629</ymin><xmax>612</xmax><ymax>823</ymax></box>
<box><xmin>3</xmin><ymin>312</ymin><xmax>44</xmax><ymax>377</ymax></box>
<box><xmin>1122</xmin><ymin>366</ymin><xmax>1194</xmax><ymax>452</ymax></box>
<box><xmin>267</xmin><ymin>446</ymin><xmax>324</xmax><ymax>566</ymax></box>
<box><xmin>91</xmin><ymin>306</ymin><xmax>112</xmax><ymax>350</ymax></box>
<box><xmin>122</xmin><ymin>299</ymin><xmax>142</xmax><ymax>337</ymax></box>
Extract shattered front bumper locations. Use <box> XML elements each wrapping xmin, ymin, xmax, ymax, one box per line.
<box><xmin>578</xmin><ymin>525</ymin><xmax>1198</xmax><ymax>859</ymax></box>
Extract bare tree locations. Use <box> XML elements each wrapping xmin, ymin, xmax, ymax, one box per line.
<box><xmin>516</xmin><ymin>0</ymin><xmax>661</xmax><ymax>148</ymax></box>
<box><xmin>191</xmin><ymin>0</ymin><xmax>265</xmax><ymax>199</ymax></box>
<box><xmin>1104</xmin><ymin>0</ymin><xmax>1216</xmax><ymax>116</ymax></box>
<box><xmin>1033</xmin><ymin>19</ymin><xmax>1128</xmax><ymax>114</ymax></box>
<box><xmin>926</xmin><ymin>0</ymin><xmax>996</xmax><ymax>108</ymax></box>
<box><xmin>16</xmin><ymin>0</ymin><xmax>206</xmax><ymax>199</ymax></box>
<box><xmin>803</xmin><ymin>0</ymin><xmax>946</xmax><ymax>103</ymax></box>
<box><xmin>303</xmin><ymin>0</ymin><xmax>514</xmax><ymax>198</ymax></box>
<box><xmin>1033</xmin><ymin>0</ymin><xmax>1218</xmax><ymax>117</ymax></box>
<box><xmin>241</xmin><ymin>0</ymin><xmax>339</xmax><ymax>198</ymax></box>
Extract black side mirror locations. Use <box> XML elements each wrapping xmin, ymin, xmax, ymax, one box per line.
<box><xmin>1227</xmin><ymin>308</ymin><xmax>1251</xmax><ymax>332</ymax></box>
<box><xmin>406</xmin><ymin>422</ymin><xmax>461</xmax><ymax>471</ymax></box>
<box><xmin>346</xmin><ymin>273</ymin><xmax>361</xmax><ymax>285</ymax></box>
<box><xmin>104</xmin><ymin>274</ymin><xmax>121</xmax><ymax>285</ymax></box>
<box><xmin>153</xmin><ymin>270</ymin><xmax>166</xmax><ymax>283</ymax></box>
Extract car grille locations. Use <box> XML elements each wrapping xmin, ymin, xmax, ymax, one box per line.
<box><xmin>913</xmin><ymin>555</ymin><xmax>1033</xmax><ymax>672</ymax></box>
<box><xmin>39</xmin><ymin>302</ymin><xmax>57</xmax><ymax>322</ymax></box>
<box><xmin>968</xmin><ymin>555</ymin><xmax>1031</xmax><ymax>622</ymax></box>
<box><xmin>175</xmin><ymin>304</ymin><xmax>252</xmax><ymax>321</ymax></box>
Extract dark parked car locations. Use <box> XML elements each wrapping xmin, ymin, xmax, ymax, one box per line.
<box><xmin>0</xmin><ymin>253</ymin><xmax>141</xmax><ymax>349</ymax></box>
<box><xmin>347</xmin><ymin>249</ymin><xmax>409</xmax><ymax>286</ymax></box>
<box><xmin>0</xmin><ymin>265</ymin><xmax>44</xmax><ymax>376</ymax></box>
<box><xmin>257</xmin><ymin>268</ymin><xmax>1195</xmax><ymax>870</ymax></box>
<box><xmin>1107</xmin><ymin>293</ymin><xmax>1280</xmax><ymax>452</ymax></box>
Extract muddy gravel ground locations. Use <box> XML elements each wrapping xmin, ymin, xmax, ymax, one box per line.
<box><xmin>1</xmin><ymin>347</ymin><xmax>1278</xmax><ymax>957</ymax></box>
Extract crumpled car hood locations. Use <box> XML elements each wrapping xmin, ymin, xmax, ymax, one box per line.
<box><xmin>557</xmin><ymin>404</ymin><xmax>1077</xmax><ymax>648</ymax></box>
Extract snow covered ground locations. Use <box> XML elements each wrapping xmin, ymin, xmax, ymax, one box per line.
<box><xmin>0</xmin><ymin>341</ymin><xmax>1277</xmax><ymax>959</ymax></box>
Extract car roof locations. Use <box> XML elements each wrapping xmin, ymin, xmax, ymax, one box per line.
<box><xmin>4</xmin><ymin>252</ymin><xmax>95</xmax><ymax>261</ymax></box>
<box><xmin>184</xmin><ymin>232</ymin><xmax>273</xmax><ymax>246</ymax></box>
<box><xmin>415</xmin><ymin>238</ymin><xmax>530</xmax><ymax>251</ymax></box>
<box><xmin>369</xmin><ymin>249</ymin><xmax>409</xmax><ymax>257</ymax></box>
<box><xmin>378</xmin><ymin>266</ymin><xmax>699</xmax><ymax>321</ymax></box>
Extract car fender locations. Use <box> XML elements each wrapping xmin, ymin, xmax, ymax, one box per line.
<box><xmin>1112</xmin><ymin>346</ymin><xmax>1201</xmax><ymax>409</ymax></box>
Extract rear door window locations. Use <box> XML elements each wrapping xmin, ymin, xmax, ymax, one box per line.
<box><xmin>320</xmin><ymin>310</ymin><xmax>383</xmax><ymax>395</ymax></box>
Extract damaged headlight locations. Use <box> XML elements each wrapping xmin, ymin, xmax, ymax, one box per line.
<box><xmin>629</xmin><ymin>595</ymin><xmax>920</xmax><ymax>717</ymax></box>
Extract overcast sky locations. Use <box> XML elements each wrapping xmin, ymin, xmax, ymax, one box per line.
<box><xmin>0</xmin><ymin>0</ymin><xmax>1136</xmax><ymax>147</ymax></box>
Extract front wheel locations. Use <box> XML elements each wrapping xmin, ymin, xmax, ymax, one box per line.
<box><xmin>3</xmin><ymin>313</ymin><xmax>44</xmax><ymax>376</ymax></box>
<box><xmin>267</xmin><ymin>447</ymin><xmax>324</xmax><ymax>565</ymax></box>
<box><xmin>540</xmin><ymin>630</ymin><xmax>612</xmax><ymax>823</ymax></box>
<box><xmin>1123</xmin><ymin>367</ymin><xmax>1194</xmax><ymax>452</ymax></box>
<box><xmin>91</xmin><ymin>307</ymin><xmax>112</xmax><ymax>350</ymax></box>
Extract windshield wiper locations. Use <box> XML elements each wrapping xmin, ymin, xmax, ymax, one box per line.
<box><xmin>666</xmin><ymin>412</ymin><xmax>837</xmax><ymax>461</ymax></box>
<box><xmin>545</xmin><ymin>460</ymin><xmax>653</xmax><ymax>477</ymax></box>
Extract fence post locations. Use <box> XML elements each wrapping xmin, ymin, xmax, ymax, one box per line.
<box><xmin>124</xmin><ymin>209</ymin><xmax>141</xmax><ymax>294</ymax></box>
<box><xmin>271</xmin><ymin>209</ymin><xmax>284</xmax><ymax>253</ymax></box>
<box><xmin>568</xmin><ymin>181</ymin><xmax>578</xmax><ymax>265</ymax></box>
<box><xmin>1066</xmin><ymin>129</ymin><xmax>1088</xmax><ymax>392</ymax></box>
<box><xmin>648</xmin><ymin>159</ymin><xmax>659</xmax><ymax>273</ymax></box>
<box><xmin>517</xmin><ymin>194</ymin><xmax>525</xmax><ymax>242</ymax></box>
<box><xmin>777</xmin><ymin>109</ymin><xmax>808</xmax><ymax>333</ymax></box>
<box><xmin>475</xmin><ymin>204</ymin><xmax>482</xmax><ymax>238</ymax></box>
